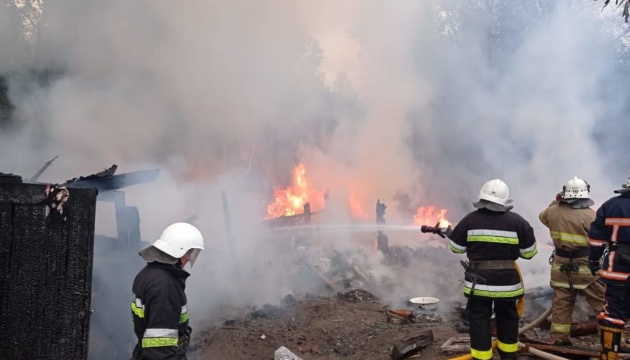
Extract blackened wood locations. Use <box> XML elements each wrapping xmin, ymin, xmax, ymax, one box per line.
<box><xmin>64</xmin><ymin>168</ymin><xmax>159</xmax><ymax>192</ymax></box>
<box><xmin>0</xmin><ymin>183</ymin><xmax>97</xmax><ymax>360</ymax></box>
<box><xmin>390</xmin><ymin>330</ymin><xmax>434</xmax><ymax>360</ymax></box>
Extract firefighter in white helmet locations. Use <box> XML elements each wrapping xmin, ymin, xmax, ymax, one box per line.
<box><xmin>539</xmin><ymin>176</ymin><xmax>604</xmax><ymax>346</ymax></box>
<box><xmin>447</xmin><ymin>179</ymin><xmax>538</xmax><ymax>360</ymax></box>
<box><xmin>130</xmin><ymin>222</ymin><xmax>205</xmax><ymax>360</ymax></box>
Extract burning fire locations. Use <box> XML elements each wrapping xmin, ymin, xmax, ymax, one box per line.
<box><xmin>348</xmin><ymin>192</ymin><xmax>368</xmax><ymax>220</ymax></box>
<box><xmin>413</xmin><ymin>206</ymin><xmax>450</xmax><ymax>229</ymax></box>
<box><xmin>265</xmin><ymin>163</ymin><xmax>325</xmax><ymax>219</ymax></box>
<box><xmin>265</xmin><ymin>163</ymin><xmax>452</xmax><ymax>233</ymax></box>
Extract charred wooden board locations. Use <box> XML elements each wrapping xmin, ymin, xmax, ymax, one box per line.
<box><xmin>391</xmin><ymin>330</ymin><xmax>434</xmax><ymax>360</ymax></box>
<box><xmin>0</xmin><ymin>183</ymin><xmax>97</xmax><ymax>360</ymax></box>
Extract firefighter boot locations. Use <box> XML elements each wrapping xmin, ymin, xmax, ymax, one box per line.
<box><xmin>598</xmin><ymin>326</ymin><xmax>623</xmax><ymax>360</ymax></box>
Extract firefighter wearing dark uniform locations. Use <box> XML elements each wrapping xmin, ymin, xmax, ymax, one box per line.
<box><xmin>588</xmin><ymin>176</ymin><xmax>630</xmax><ymax>360</ymax></box>
<box><xmin>539</xmin><ymin>176</ymin><xmax>603</xmax><ymax>346</ymax></box>
<box><xmin>131</xmin><ymin>222</ymin><xmax>205</xmax><ymax>360</ymax></box>
<box><xmin>448</xmin><ymin>179</ymin><xmax>538</xmax><ymax>360</ymax></box>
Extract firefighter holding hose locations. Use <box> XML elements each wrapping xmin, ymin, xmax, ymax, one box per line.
<box><xmin>588</xmin><ymin>174</ymin><xmax>630</xmax><ymax>360</ymax></box>
<box><xmin>539</xmin><ymin>176</ymin><xmax>604</xmax><ymax>347</ymax></box>
<box><xmin>424</xmin><ymin>179</ymin><xmax>538</xmax><ymax>360</ymax></box>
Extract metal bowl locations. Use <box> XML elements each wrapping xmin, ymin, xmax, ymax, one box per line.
<box><xmin>409</xmin><ymin>296</ymin><xmax>440</xmax><ymax>310</ymax></box>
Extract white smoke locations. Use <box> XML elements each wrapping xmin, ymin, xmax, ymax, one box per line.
<box><xmin>1</xmin><ymin>0</ymin><xmax>629</xmax><ymax>358</ymax></box>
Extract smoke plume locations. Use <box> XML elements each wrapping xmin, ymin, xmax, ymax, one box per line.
<box><xmin>1</xmin><ymin>0</ymin><xmax>630</xmax><ymax>358</ymax></box>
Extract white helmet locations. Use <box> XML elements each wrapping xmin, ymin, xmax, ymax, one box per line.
<box><xmin>563</xmin><ymin>176</ymin><xmax>590</xmax><ymax>199</ymax></box>
<box><xmin>153</xmin><ymin>222</ymin><xmax>205</xmax><ymax>266</ymax></box>
<box><xmin>478</xmin><ymin>179</ymin><xmax>512</xmax><ymax>206</ymax></box>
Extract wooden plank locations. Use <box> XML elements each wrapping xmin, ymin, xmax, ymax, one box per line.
<box><xmin>522</xmin><ymin>342</ymin><xmax>599</xmax><ymax>357</ymax></box>
<box><xmin>440</xmin><ymin>336</ymin><xmax>471</xmax><ymax>355</ymax></box>
<box><xmin>0</xmin><ymin>182</ymin><xmax>50</xmax><ymax>204</ymax></box>
<box><xmin>0</xmin><ymin>183</ymin><xmax>97</xmax><ymax>360</ymax></box>
<box><xmin>391</xmin><ymin>330</ymin><xmax>434</xmax><ymax>360</ymax></box>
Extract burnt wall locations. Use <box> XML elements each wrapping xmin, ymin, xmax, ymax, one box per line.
<box><xmin>0</xmin><ymin>76</ymin><xmax>14</xmax><ymax>128</ymax></box>
<box><xmin>0</xmin><ymin>179</ymin><xmax>98</xmax><ymax>360</ymax></box>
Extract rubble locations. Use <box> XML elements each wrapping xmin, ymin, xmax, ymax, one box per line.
<box><xmin>338</xmin><ymin>289</ymin><xmax>378</xmax><ymax>303</ymax></box>
<box><xmin>386</xmin><ymin>309</ymin><xmax>442</xmax><ymax>325</ymax></box>
<box><xmin>390</xmin><ymin>330</ymin><xmax>434</xmax><ymax>360</ymax></box>
<box><xmin>251</xmin><ymin>304</ymin><xmax>289</xmax><ymax>319</ymax></box>
<box><xmin>386</xmin><ymin>309</ymin><xmax>414</xmax><ymax>324</ymax></box>
<box><xmin>275</xmin><ymin>346</ymin><xmax>303</xmax><ymax>360</ymax></box>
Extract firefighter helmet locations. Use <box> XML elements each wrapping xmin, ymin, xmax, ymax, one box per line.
<box><xmin>614</xmin><ymin>173</ymin><xmax>630</xmax><ymax>194</ymax></box>
<box><xmin>562</xmin><ymin>176</ymin><xmax>590</xmax><ymax>199</ymax></box>
<box><xmin>152</xmin><ymin>222</ymin><xmax>205</xmax><ymax>266</ymax></box>
<box><xmin>478</xmin><ymin>179</ymin><xmax>512</xmax><ymax>206</ymax></box>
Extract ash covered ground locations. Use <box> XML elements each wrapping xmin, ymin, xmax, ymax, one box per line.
<box><xmin>180</xmin><ymin>229</ymin><xmax>610</xmax><ymax>360</ymax></box>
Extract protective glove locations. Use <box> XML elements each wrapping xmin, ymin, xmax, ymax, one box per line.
<box><xmin>588</xmin><ymin>259</ymin><xmax>602</xmax><ymax>276</ymax></box>
<box><xmin>555</xmin><ymin>192</ymin><xmax>563</xmax><ymax>202</ymax></box>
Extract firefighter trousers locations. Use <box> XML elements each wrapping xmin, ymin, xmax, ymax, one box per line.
<box><xmin>550</xmin><ymin>281</ymin><xmax>604</xmax><ymax>342</ymax></box>
<box><xmin>597</xmin><ymin>281</ymin><xmax>630</xmax><ymax>330</ymax></box>
<box><xmin>467</xmin><ymin>297</ymin><xmax>519</xmax><ymax>360</ymax></box>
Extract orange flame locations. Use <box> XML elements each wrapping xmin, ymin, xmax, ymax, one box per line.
<box><xmin>348</xmin><ymin>192</ymin><xmax>369</xmax><ymax>220</ymax></box>
<box><xmin>265</xmin><ymin>163</ymin><xmax>325</xmax><ymax>219</ymax></box>
<box><xmin>413</xmin><ymin>206</ymin><xmax>450</xmax><ymax>229</ymax></box>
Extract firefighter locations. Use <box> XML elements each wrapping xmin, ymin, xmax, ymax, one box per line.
<box><xmin>539</xmin><ymin>176</ymin><xmax>604</xmax><ymax>346</ymax></box>
<box><xmin>130</xmin><ymin>222</ymin><xmax>205</xmax><ymax>360</ymax></box>
<box><xmin>447</xmin><ymin>179</ymin><xmax>538</xmax><ymax>360</ymax></box>
<box><xmin>588</xmin><ymin>175</ymin><xmax>630</xmax><ymax>360</ymax></box>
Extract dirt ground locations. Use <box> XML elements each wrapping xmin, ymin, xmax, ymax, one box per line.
<box><xmin>189</xmin><ymin>292</ymin><xmax>468</xmax><ymax>360</ymax></box>
<box><xmin>188</xmin><ymin>288</ymin><xmax>614</xmax><ymax>360</ymax></box>
<box><xmin>185</xmin><ymin>233</ymin><xmax>612</xmax><ymax>360</ymax></box>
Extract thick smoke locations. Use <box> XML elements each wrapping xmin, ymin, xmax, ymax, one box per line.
<box><xmin>1</xmin><ymin>0</ymin><xmax>630</xmax><ymax>358</ymax></box>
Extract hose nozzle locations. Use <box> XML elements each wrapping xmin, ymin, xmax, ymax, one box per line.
<box><xmin>420</xmin><ymin>223</ymin><xmax>446</xmax><ymax>238</ymax></box>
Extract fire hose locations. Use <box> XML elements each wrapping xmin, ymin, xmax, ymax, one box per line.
<box><xmin>419</xmin><ymin>225</ymin><xmax>567</xmax><ymax>359</ymax></box>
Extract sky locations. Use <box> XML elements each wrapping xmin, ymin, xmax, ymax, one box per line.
<box><xmin>1</xmin><ymin>1</ymin><xmax>630</xmax><ymax>358</ymax></box>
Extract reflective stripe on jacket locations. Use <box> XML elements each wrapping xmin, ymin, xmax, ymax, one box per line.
<box><xmin>131</xmin><ymin>262</ymin><xmax>190</xmax><ymax>360</ymax></box>
<box><xmin>588</xmin><ymin>194</ymin><xmax>630</xmax><ymax>282</ymax></box>
<box><xmin>539</xmin><ymin>202</ymin><xmax>596</xmax><ymax>289</ymax></box>
<box><xmin>448</xmin><ymin>208</ymin><xmax>538</xmax><ymax>300</ymax></box>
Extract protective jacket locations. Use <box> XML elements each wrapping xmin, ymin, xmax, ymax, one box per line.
<box><xmin>588</xmin><ymin>194</ymin><xmax>630</xmax><ymax>283</ymax></box>
<box><xmin>448</xmin><ymin>208</ymin><xmax>538</xmax><ymax>300</ymax></box>
<box><xmin>131</xmin><ymin>262</ymin><xmax>191</xmax><ymax>360</ymax></box>
<box><xmin>540</xmin><ymin>201</ymin><xmax>597</xmax><ymax>289</ymax></box>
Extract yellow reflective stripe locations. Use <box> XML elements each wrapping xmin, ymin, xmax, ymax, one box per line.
<box><xmin>464</xmin><ymin>287</ymin><xmax>524</xmax><ymax>298</ymax></box>
<box><xmin>550</xmin><ymin>231</ymin><xmax>588</xmax><ymax>245</ymax></box>
<box><xmin>520</xmin><ymin>247</ymin><xmax>538</xmax><ymax>259</ymax></box>
<box><xmin>180</xmin><ymin>312</ymin><xmax>189</xmax><ymax>323</ymax></box>
<box><xmin>131</xmin><ymin>302</ymin><xmax>144</xmax><ymax>318</ymax></box>
<box><xmin>550</xmin><ymin>280</ymin><xmax>588</xmax><ymax>290</ymax></box>
<box><xmin>449</xmin><ymin>241</ymin><xmax>466</xmax><ymax>254</ymax></box>
<box><xmin>468</xmin><ymin>235</ymin><xmax>518</xmax><ymax>245</ymax></box>
<box><xmin>471</xmin><ymin>347</ymin><xmax>493</xmax><ymax>359</ymax></box>
<box><xmin>551</xmin><ymin>322</ymin><xmax>571</xmax><ymax>334</ymax></box>
<box><xmin>142</xmin><ymin>337</ymin><xmax>178</xmax><ymax>348</ymax></box>
<box><xmin>497</xmin><ymin>340</ymin><xmax>518</xmax><ymax>353</ymax></box>
<box><xmin>551</xmin><ymin>264</ymin><xmax>592</xmax><ymax>274</ymax></box>
<box><xmin>468</xmin><ymin>229</ymin><xmax>517</xmax><ymax>237</ymax></box>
